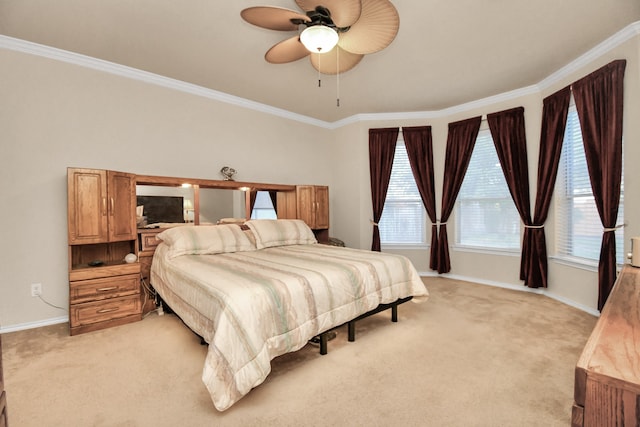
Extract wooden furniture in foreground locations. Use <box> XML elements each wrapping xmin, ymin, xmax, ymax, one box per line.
<box><xmin>1</xmin><ymin>335</ymin><xmax>7</xmax><ymax>426</ymax></box>
<box><xmin>572</xmin><ymin>264</ymin><xmax>640</xmax><ymax>426</ymax></box>
<box><xmin>67</xmin><ymin>168</ymin><xmax>141</xmax><ymax>335</ymax></box>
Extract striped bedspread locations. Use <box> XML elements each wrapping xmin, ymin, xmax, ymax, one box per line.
<box><xmin>151</xmin><ymin>242</ymin><xmax>428</xmax><ymax>411</ymax></box>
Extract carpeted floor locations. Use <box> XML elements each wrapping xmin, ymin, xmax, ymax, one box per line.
<box><xmin>2</xmin><ymin>277</ymin><xmax>597</xmax><ymax>427</ymax></box>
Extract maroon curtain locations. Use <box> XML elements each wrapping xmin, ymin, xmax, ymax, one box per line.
<box><xmin>403</xmin><ymin>126</ymin><xmax>438</xmax><ymax>270</ymax></box>
<box><xmin>572</xmin><ymin>59</ymin><xmax>626</xmax><ymax>310</ymax></box>
<box><xmin>269</xmin><ymin>191</ymin><xmax>278</xmax><ymax>213</ymax></box>
<box><xmin>487</xmin><ymin>107</ymin><xmax>533</xmax><ymax>284</ymax></box>
<box><xmin>526</xmin><ymin>87</ymin><xmax>571</xmax><ymax>288</ymax></box>
<box><xmin>437</xmin><ymin>117</ymin><xmax>482</xmax><ymax>273</ymax></box>
<box><xmin>249</xmin><ymin>190</ymin><xmax>258</xmax><ymax>216</ymax></box>
<box><xmin>369</xmin><ymin>128</ymin><xmax>399</xmax><ymax>251</ymax></box>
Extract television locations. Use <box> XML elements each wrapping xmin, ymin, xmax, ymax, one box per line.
<box><xmin>137</xmin><ymin>195</ymin><xmax>184</xmax><ymax>224</ymax></box>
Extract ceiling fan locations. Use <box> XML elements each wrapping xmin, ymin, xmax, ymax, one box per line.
<box><xmin>241</xmin><ymin>0</ymin><xmax>400</xmax><ymax>75</ymax></box>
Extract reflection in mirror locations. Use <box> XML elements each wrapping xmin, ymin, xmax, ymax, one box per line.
<box><xmin>199</xmin><ymin>188</ymin><xmax>242</xmax><ymax>224</ymax></box>
<box><xmin>250</xmin><ymin>191</ymin><xmax>277</xmax><ymax>219</ymax></box>
<box><xmin>136</xmin><ymin>185</ymin><xmax>194</xmax><ymax>226</ymax></box>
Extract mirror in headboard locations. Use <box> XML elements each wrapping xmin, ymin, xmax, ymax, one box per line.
<box><xmin>136</xmin><ymin>185</ymin><xmax>193</xmax><ymax>225</ymax></box>
<box><xmin>135</xmin><ymin>173</ymin><xmax>297</xmax><ymax>226</ymax></box>
<box><xmin>198</xmin><ymin>188</ymin><xmax>241</xmax><ymax>224</ymax></box>
<box><xmin>136</xmin><ymin>195</ymin><xmax>184</xmax><ymax>224</ymax></box>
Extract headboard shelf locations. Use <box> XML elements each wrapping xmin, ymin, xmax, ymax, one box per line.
<box><xmin>135</xmin><ymin>174</ymin><xmax>295</xmax><ymax>192</ymax></box>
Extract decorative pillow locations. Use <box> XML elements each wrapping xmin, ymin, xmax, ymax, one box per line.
<box><xmin>156</xmin><ymin>224</ymin><xmax>256</xmax><ymax>258</ymax></box>
<box><xmin>245</xmin><ymin>219</ymin><xmax>317</xmax><ymax>249</ymax></box>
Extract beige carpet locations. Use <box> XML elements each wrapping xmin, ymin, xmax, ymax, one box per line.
<box><xmin>2</xmin><ymin>277</ymin><xmax>596</xmax><ymax>427</ymax></box>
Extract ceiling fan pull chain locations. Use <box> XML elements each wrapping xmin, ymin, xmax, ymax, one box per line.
<box><xmin>317</xmin><ymin>51</ymin><xmax>322</xmax><ymax>87</ymax></box>
<box><xmin>336</xmin><ymin>48</ymin><xmax>340</xmax><ymax>107</ymax></box>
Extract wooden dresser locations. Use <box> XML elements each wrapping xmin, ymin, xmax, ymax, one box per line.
<box><xmin>572</xmin><ymin>265</ymin><xmax>640</xmax><ymax>426</ymax></box>
<box><xmin>67</xmin><ymin>168</ymin><xmax>142</xmax><ymax>335</ymax></box>
<box><xmin>1</xmin><ymin>335</ymin><xmax>7</xmax><ymax>426</ymax></box>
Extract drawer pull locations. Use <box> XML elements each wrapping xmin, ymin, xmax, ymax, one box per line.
<box><xmin>96</xmin><ymin>286</ymin><xmax>118</xmax><ymax>292</ymax></box>
<box><xmin>97</xmin><ymin>307</ymin><xmax>119</xmax><ymax>314</ymax></box>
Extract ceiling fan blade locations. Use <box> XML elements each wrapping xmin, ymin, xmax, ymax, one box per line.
<box><xmin>309</xmin><ymin>46</ymin><xmax>364</xmax><ymax>74</ymax></box>
<box><xmin>295</xmin><ymin>0</ymin><xmax>362</xmax><ymax>28</ymax></box>
<box><xmin>265</xmin><ymin>36</ymin><xmax>311</xmax><ymax>64</ymax></box>
<box><xmin>241</xmin><ymin>6</ymin><xmax>311</xmax><ymax>31</ymax></box>
<box><xmin>337</xmin><ymin>0</ymin><xmax>399</xmax><ymax>55</ymax></box>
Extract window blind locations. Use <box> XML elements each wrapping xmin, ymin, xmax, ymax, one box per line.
<box><xmin>455</xmin><ymin>129</ymin><xmax>520</xmax><ymax>249</ymax></box>
<box><xmin>379</xmin><ymin>141</ymin><xmax>426</xmax><ymax>245</ymax></box>
<box><xmin>555</xmin><ymin>103</ymin><xmax>624</xmax><ymax>264</ymax></box>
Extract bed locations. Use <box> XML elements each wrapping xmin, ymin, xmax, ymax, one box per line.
<box><xmin>150</xmin><ymin>219</ymin><xmax>429</xmax><ymax>411</ymax></box>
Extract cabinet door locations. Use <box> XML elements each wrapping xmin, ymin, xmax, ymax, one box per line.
<box><xmin>296</xmin><ymin>185</ymin><xmax>316</xmax><ymax>228</ymax></box>
<box><xmin>107</xmin><ymin>171</ymin><xmax>137</xmax><ymax>242</ymax></box>
<box><xmin>68</xmin><ymin>168</ymin><xmax>108</xmax><ymax>244</ymax></box>
<box><xmin>313</xmin><ymin>186</ymin><xmax>330</xmax><ymax>229</ymax></box>
<box><xmin>296</xmin><ymin>185</ymin><xmax>329</xmax><ymax>229</ymax></box>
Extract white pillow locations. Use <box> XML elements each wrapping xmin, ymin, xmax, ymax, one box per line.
<box><xmin>156</xmin><ymin>224</ymin><xmax>256</xmax><ymax>258</ymax></box>
<box><xmin>245</xmin><ymin>219</ymin><xmax>317</xmax><ymax>249</ymax></box>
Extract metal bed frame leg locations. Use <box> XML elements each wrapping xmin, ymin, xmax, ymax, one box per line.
<box><xmin>319</xmin><ymin>332</ymin><xmax>328</xmax><ymax>355</ymax></box>
<box><xmin>348</xmin><ymin>300</ymin><xmax>402</xmax><ymax>343</ymax></box>
<box><xmin>391</xmin><ymin>303</ymin><xmax>398</xmax><ymax>322</ymax></box>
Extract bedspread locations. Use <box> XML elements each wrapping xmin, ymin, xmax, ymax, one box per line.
<box><xmin>151</xmin><ymin>242</ymin><xmax>428</xmax><ymax>411</ymax></box>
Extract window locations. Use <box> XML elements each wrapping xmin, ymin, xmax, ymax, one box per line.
<box><xmin>379</xmin><ymin>141</ymin><xmax>427</xmax><ymax>245</ymax></box>
<box><xmin>455</xmin><ymin>128</ymin><xmax>521</xmax><ymax>250</ymax></box>
<box><xmin>555</xmin><ymin>103</ymin><xmax>624</xmax><ymax>264</ymax></box>
<box><xmin>250</xmin><ymin>191</ymin><xmax>277</xmax><ymax>219</ymax></box>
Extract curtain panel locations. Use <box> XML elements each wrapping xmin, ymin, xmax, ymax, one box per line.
<box><xmin>369</xmin><ymin>127</ymin><xmax>399</xmax><ymax>251</ymax></box>
<box><xmin>487</xmin><ymin>107</ymin><xmax>534</xmax><ymax>284</ymax></box>
<box><xmin>249</xmin><ymin>190</ymin><xmax>258</xmax><ymax>216</ymax></box>
<box><xmin>403</xmin><ymin>126</ymin><xmax>438</xmax><ymax>270</ymax></box>
<box><xmin>437</xmin><ymin>116</ymin><xmax>482</xmax><ymax>273</ymax></box>
<box><xmin>572</xmin><ymin>59</ymin><xmax>626</xmax><ymax>310</ymax></box>
<box><xmin>527</xmin><ymin>86</ymin><xmax>571</xmax><ymax>288</ymax></box>
<box><xmin>269</xmin><ymin>191</ymin><xmax>278</xmax><ymax>213</ymax></box>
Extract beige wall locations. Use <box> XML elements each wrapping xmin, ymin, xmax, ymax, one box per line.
<box><xmin>1</xmin><ymin>27</ymin><xmax>638</xmax><ymax>329</ymax></box>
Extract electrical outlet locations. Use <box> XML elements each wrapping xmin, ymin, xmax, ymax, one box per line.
<box><xmin>31</xmin><ymin>283</ymin><xmax>42</xmax><ymax>297</ymax></box>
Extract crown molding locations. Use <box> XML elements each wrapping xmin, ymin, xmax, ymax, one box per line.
<box><xmin>0</xmin><ymin>35</ymin><xmax>330</xmax><ymax>128</ymax></box>
<box><xmin>2</xmin><ymin>20</ymin><xmax>638</xmax><ymax>129</ymax></box>
<box><xmin>538</xmin><ymin>20</ymin><xmax>640</xmax><ymax>91</ymax></box>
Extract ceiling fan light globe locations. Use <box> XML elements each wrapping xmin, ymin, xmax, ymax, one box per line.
<box><xmin>300</xmin><ymin>25</ymin><xmax>339</xmax><ymax>53</ymax></box>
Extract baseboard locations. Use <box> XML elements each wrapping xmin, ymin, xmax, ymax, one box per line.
<box><xmin>0</xmin><ymin>316</ymin><xmax>68</xmax><ymax>334</ymax></box>
<box><xmin>418</xmin><ymin>271</ymin><xmax>600</xmax><ymax>317</ymax></box>
<box><xmin>0</xmin><ymin>273</ymin><xmax>599</xmax><ymax>333</ymax></box>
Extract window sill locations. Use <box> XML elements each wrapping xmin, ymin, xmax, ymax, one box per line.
<box><xmin>550</xmin><ymin>255</ymin><xmax>598</xmax><ymax>272</ymax></box>
<box><xmin>452</xmin><ymin>245</ymin><xmax>520</xmax><ymax>257</ymax></box>
<box><xmin>381</xmin><ymin>244</ymin><xmax>430</xmax><ymax>251</ymax></box>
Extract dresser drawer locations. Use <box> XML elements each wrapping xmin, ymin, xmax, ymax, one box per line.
<box><xmin>140</xmin><ymin>232</ymin><xmax>161</xmax><ymax>251</ymax></box>
<box><xmin>70</xmin><ymin>294</ymin><xmax>141</xmax><ymax>327</ymax></box>
<box><xmin>70</xmin><ymin>274</ymin><xmax>139</xmax><ymax>304</ymax></box>
<box><xmin>138</xmin><ymin>228</ymin><xmax>163</xmax><ymax>252</ymax></box>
